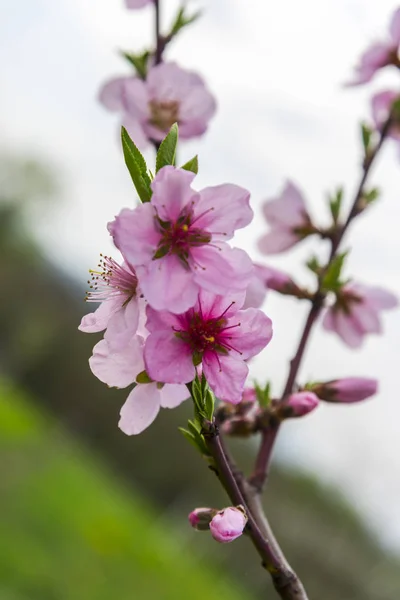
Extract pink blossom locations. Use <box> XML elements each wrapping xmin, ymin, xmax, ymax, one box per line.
<box><xmin>188</xmin><ymin>507</ymin><xmax>216</xmax><ymax>531</ymax></box>
<box><xmin>144</xmin><ymin>289</ymin><xmax>273</xmax><ymax>403</ymax></box>
<box><xmin>242</xmin><ymin>387</ymin><xmax>258</xmax><ymax>403</ymax></box>
<box><xmin>313</xmin><ymin>378</ymin><xmax>378</xmax><ymax>403</ymax></box>
<box><xmin>283</xmin><ymin>391</ymin><xmax>319</xmax><ymax>417</ymax></box>
<box><xmin>119</xmin><ymin>382</ymin><xmax>188</xmax><ymax>435</ymax></box>
<box><xmin>209</xmin><ymin>507</ymin><xmax>247</xmax><ymax>543</ymax></box>
<box><xmin>79</xmin><ymin>255</ymin><xmax>143</xmax><ymax>348</ymax></box>
<box><xmin>322</xmin><ymin>282</ymin><xmax>398</xmax><ymax>348</ymax></box>
<box><xmin>109</xmin><ymin>166</ymin><xmax>254</xmax><ymax>313</ymax></box>
<box><xmin>258</xmin><ymin>181</ymin><xmax>314</xmax><ymax>254</ymax></box>
<box><xmin>243</xmin><ymin>263</ymin><xmax>299</xmax><ymax>309</ymax></box>
<box><xmin>99</xmin><ymin>63</ymin><xmax>216</xmax><ymax>147</ymax></box>
<box><xmin>371</xmin><ymin>90</ymin><xmax>400</xmax><ymax>143</ymax></box>
<box><xmin>125</xmin><ymin>0</ymin><xmax>153</xmax><ymax>8</ymax></box>
<box><xmin>346</xmin><ymin>8</ymin><xmax>400</xmax><ymax>86</ymax></box>
<box><xmin>88</xmin><ymin>329</ymin><xmax>188</xmax><ymax>434</ymax></box>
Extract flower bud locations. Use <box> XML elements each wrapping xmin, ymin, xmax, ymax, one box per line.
<box><xmin>312</xmin><ymin>378</ymin><xmax>378</xmax><ymax>403</ymax></box>
<box><xmin>188</xmin><ymin>507</ymin><xmax>217</xmax><ymax>531</ymax></box>
<box><xmin>209</xmin><ymin>506</ymin><xmax>247</xmax><ymax>543</ymax></box>
<box><xmin>220</xmin><ymin>416</ymin><xmax>257</xmax><ymax>437</ymax></box>
<box><xmin>278</xmin><ymin>391</ymin><xmax>319</xmax><ymax>419</ymax></box>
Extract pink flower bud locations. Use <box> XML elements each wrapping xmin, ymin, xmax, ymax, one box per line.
<box><xmin>313</xmin><ymin>378</ymin><xmax>378</xmax><ymax>403</ymax></box>
<box><xmin>209</xmin><ymin>506</ymin><xmax>247</xmax><ymax>543</ymax></box>
<box><xmin>242</xmin><ymin>387</ymin><xmax>257</xmax><ymax>403</ymax></box>
<box><xmin>188</xmin><ymin>507</ymin><xmax>216</xmax><ymax>531</ymax></box>
<box><xmin>282</xmin><ymin>391</ymin><xmax>319</xmax><ymax>418</ymax></box>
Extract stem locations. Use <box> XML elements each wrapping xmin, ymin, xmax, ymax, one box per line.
<box><xmin>203</xmin><ymin>422</ymin><xmax>308</xmax><ymax>600</ymax></box>
<box><xmin>251</xmin><ymin>114</ymin><xmax>393</xmax><ymax>488</ymax></box>
<box><xmin>154</xmin><ymin>0</ymin><xmax>162</xmax><ymax>65</ymax></box>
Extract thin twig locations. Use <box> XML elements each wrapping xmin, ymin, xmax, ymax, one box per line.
<box><xmin>203</xmin><ymin>422</ymin><xmax>308</xmax><ymax>600</ymax></box>
<box><xmin>250</xmin><ymin>114</ymin><xmax>393</xmax><ymax>490</ymax></box>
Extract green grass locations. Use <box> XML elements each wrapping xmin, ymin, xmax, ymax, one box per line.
<box><xmin>0</xmin><ymin>381</ymin><xmax>252</xmax><ymax>600</ymax></box>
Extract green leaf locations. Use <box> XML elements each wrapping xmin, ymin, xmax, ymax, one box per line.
<box><xmin>178</xmin><ymin>426</ymin><xmax>209</xmax><ymax>457</ymax></box>
<box><xmin>363</xmin><ymin>187</ymin><xmax>380</xmax><ymax>205</ymax></box>
<box><xmin>135</xmin><ymin>371</ymin><xmax>152</xmax><ymax>384</ymax></box>
<box><xmin>121</xmin><ymin>127</ymin><xmax>152</xmax><ymax>203</ymax></box>
<box><xmin>120</xmin><ymin>50</ymin><xmax>150</xmax><ymax>79</ymax></box>
<box><xmin>204</xmin><ymin>389</ymin><xmax>215</xmax><ymax>421</ymax></box>
<box><xmin>181</xmin><ymin>155</ymin><xmax>198</xmax><ymax>174</ymax></box>
<box><xmin>361</xmin><ymin>122</ymin><xmax>372</xmax><ymax>155</ymax></box>
<box><xmin>329</xmin><ymin>187</ymin><xmax>343</xmax><ymax>224</ymax></box>
<box><xmin>156</xmin><ymin>123</ymin><xmax>178</xmax><ymax>173</ymax></box>
<box><xmin>254</xmin><ymin>381</ymin><xmax>271</xmax><ymax>408</ymax></box>
<box><xmin>306</xmin><ymin>255</ymin><xmax>322</xmax><ymax>275</ymax></box>
<box><xmin>322</xmin><ymin>251</ymin><xmax>348</xmax><ymax>292</ymax></box>
<box><xmin>169</xmin><ymin>7</ymin><xmax>202</xmax><ymax>38</ymax></box>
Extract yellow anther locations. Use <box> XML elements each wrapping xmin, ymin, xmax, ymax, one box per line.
<box><xmin>203</xmin><ymin>335</ymin><xmax>215</xmax><ymax>343</ymax></box>
<box><xmin>182</xmin><ymin>224</ymin><xmax>189</xmax><ymax>232</ymax></box>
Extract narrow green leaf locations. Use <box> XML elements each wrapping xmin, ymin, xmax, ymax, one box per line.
<box><xmin>328</xmin><ymin>187</ymin><xmax>343</xmax><ymax>224</ymax></box>
<box><xmin>120</xmin><ymin>50</ymin><xmax>150</xmax><ymax>79</ymax></box>
<box><xmin>361</xmin><ymin>122</ymin><xmax>372</xmax><ymax>155</ymax></box>
<box><xmin>121</xmin><ymin>127</ymin><xmax>152</xmax><ymax>202</ymax></box>
<box><xmin>204</xmin><ymin>390</ymin><xmax>215</xmax><ymax>421</ymax></box>
<box><xmin>322</xmin><ymin>251</ymin><xmax>348</xmax><ymax>292</ymax></box>
<box><xmin>156</xmin><ymin>123</ymin><xmax>178</xmax><ymax>173</ymax></box>
<box><xmin>181</xmin><ymin>155</ymin><xmax>198</xmax><ymax>174</ymax></box>
<box><xmin>306</xmin><ymin>255</ymin><xmax>321</xmax><ymax>275</ymax></box>
<box><xmin>169</xmin><ymin>7</ymin><xmax>202</xmax><ymax>37</ymax></box>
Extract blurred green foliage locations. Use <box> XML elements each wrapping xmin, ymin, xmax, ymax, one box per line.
<box><xmin>0</xmin><ymin>381</ymin><xmax>252</xmax><ymax>600</ymax></box>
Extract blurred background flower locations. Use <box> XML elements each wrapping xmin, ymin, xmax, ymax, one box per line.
<box><xmin>1</xmin><ymin>1</ymin><xmax>400</xmax><ymax>599</ymax></box>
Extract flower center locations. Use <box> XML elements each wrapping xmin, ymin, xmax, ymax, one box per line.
<box><xmin>148</xmin><ymin>99</ymin><xmax>180</xmax><ymax>131</ymax></box>
<box><xmin>174</xmin><ymin>303</ymin><xmax>241</xmax><ymax>362</ymax></box>
<box><xmin>85</xmin><ymin>255</ymin><xmax>138</xmax><ymax>304</ymax></box>
<box><xmin>153</xmin><ymin>211</ymin><xmax>212</xmax><ymax>265</ymax></box>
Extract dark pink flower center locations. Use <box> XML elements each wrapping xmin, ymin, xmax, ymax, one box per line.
<box><xmin>174</xmin><ymin>302</ymin><xmax>241</xmax><ymax>362</ymax></box>
<box><xmin>153</xmin><ymin>211</ymin><xmax>212</xmax><ymax>265</ymax></box>
<box><xmin>86</xmin><ymin>255</ymin><xmax>138</xmax><ymax>304</ymax></box>
<box><xmin>148</xmin><ymin>99</ymin><xmax>180</xmax><ymax>132</ymax></box>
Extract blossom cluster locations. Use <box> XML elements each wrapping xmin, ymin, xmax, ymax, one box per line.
<box><xmin>80</xmin><ymin>165</ymin><xmax>273</xmax><ymax>434</ymax></box>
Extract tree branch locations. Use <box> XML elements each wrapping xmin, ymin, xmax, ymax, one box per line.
<box><xmin>203</xmin><ymin>421</ymin><xmax>308</xmax><ymax>600</ymax></box>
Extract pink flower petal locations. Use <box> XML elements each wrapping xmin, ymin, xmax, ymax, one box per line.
<box><xmin>179</xmin><ymin>86</ymin><xmax>217</xmax><ymax>137</ymax></box>
<box><xmin>346</xmin><ymin>43</ymin><xmax>391</xmax><ymax>86</ymax></box>
<box><xmin>150</xmin><ymin>166</ymin><xmax>197</xmax><ymax>222</ymax></box>
<box><xmin>104</xmin><ymin>298</ymin><xmax>141</xmax><ymax>350</ymax></box>
<box><xmin>79</xmin><ymin>296</ymin><xmax>124</xmax><ymax>333</ymax></box>
<box><xmin>144</xmin><ymin>330</ymin><xmax>195</xmax><ymax>384</ymax></box>
<box><xmin>108</xmin><ymin>204</ymin><xmax>159</xmax><ymax>265</ymax></box>
<box><xmin>145</xmin><ymin>305</ymin><xmax>182</xmax><ymax>333</ymax></box>
<box><xmin>122</xmin><ymin>114</ymin><xmax>149</xmax><ymax>150</ymax></box>
<box><xmin>258</xmin><ymin>228</ymin><xmax>299</xmax><ymax>254</ymax></box>
<box><xmin>194</xmin><ymin>184</ymin><xmax>252</xmax><ymax>239</ymax></box>
<box><xmin>192</xmin><ymin>244</ymin><xmax>253</xmax><ymax>294</ymax></box>
<box><xmin>139</xmin><ymin>254</ymin><xmax>199</xmax><ymax>313</ymax></box>
<box><xmin>351</xmin><ymin>284</ymin><xmax>398</xmax><ymax>310</ymax></box>
<box><xmin>118</xmin><ymin>384</ymin><xmax>160</xmax><ymax>436</ymax></box>
<box><xmin>262</xmin><ymin>181</ymin><xmax>307</xmax><ymax>227</ymax></box>
<box><xmin>195</xmin><ymin>288</ymin><xmax>245</xmax><ymax>319</ymax></box>
<box><xmin>389</xmin><ymin>7</ymin><xmax>400</xmax><ymax>45</ymax></box>
<box><xmin>99</xmin><ymin>77</ymin><xmax>128</xmax><ymax>112</ymax></box>
<box><xmin>89</xmin><ymin>336</ymin><xmax>144</xmax><ymax>389</ymax></box>
<box><xmin>122</xmin><ymin>78</ymin><xmax>150</xmax><ymax>120</ymax></box>
<box><xmin>203</xmin><ymin>353</ymin><xmax>249</xmax><ymax>404</ymax></box>
<box><xmin>352</xmin><ymin>303</ymin><xmax>381</xmax><ymax>334</ymax></box>
<box><xmin>159</xmin><ymin>384</ymin><xmax>189</xmax><ymax>408</ymax></box>
<box><xmin>227</xmin><ymin>308</ymin><xmax>273</xmax><ymax>360</ymax></box>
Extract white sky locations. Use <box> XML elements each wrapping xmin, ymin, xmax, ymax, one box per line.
<box><xmin>2</xmin><ymin>0</ymin><xmax>400</xmax><ymax>549</ymax></box>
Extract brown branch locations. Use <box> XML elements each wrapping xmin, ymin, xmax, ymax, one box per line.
<box><xmin>250</xmin><ymin>113</ymin><xmax>393</xmax><ymax>491</ymax></box>
<box><xmin>203</xmin><ymin>422</ymin><xmax>308</xmax><ymax>600</ymax></box>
